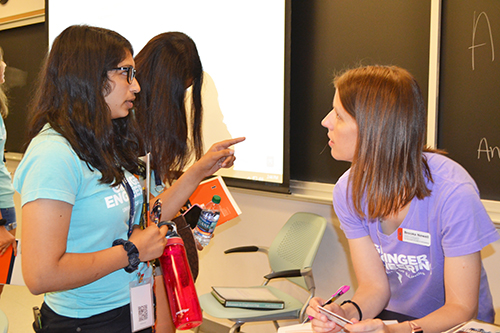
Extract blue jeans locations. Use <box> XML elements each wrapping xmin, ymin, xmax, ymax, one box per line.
<box><xmin>1</xmin><ymin>207</ymin><xmax>16</xmax><ymax>231</ymax></box>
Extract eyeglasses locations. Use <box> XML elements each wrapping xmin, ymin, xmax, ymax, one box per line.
<box><xmin>111</xmin><ymin>66</ymin><xmax>137</xmax><ymax>84</ymax></box>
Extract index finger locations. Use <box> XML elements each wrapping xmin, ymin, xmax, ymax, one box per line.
<box><xmin>216</xmin><ymin>137</ymin><xmax>246</xmax><ymax>149</ymax></box>
<box><xmin>158</xmin><ymin>224</ymin><xmax>169</xmax><ymax>237</ymax></box>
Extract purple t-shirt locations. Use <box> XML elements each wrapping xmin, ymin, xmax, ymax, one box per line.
<box><xmin>333</xmin><ymin>153</ymin><xmax>499</xmax><ymax>322</ymax></box>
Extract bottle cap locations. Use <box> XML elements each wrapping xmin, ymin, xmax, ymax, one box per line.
<box><xmin>212</xmin><ymin>195</ymin><xmax>221</xmax><ymax>204</ymax></box>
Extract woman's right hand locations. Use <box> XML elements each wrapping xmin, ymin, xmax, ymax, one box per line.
<box><xmin>129</xmin><ymin>225</ymin><xmax>168</xmax><ymax>262</ymax></box>
<box><xmin>306</xmin><ymin>297</ymin><xmax>345</xmax><ymax>333</ymax></box>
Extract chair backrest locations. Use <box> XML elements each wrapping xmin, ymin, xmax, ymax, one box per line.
<box><xmin>0</xmin><ymin>309</ymin><xmax>8</xmax><ymax>333</ymax></box>
<box><xmin>268</xmin><ymin>212</ymin><xmax>327</xmax><ymax>290</ymax></box>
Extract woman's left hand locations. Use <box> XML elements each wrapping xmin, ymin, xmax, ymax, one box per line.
<box><xmin>0</xmin><ymin>226</ymin><xmax>16</xmax><ymax>256</ymax></box>
<box><xmin>129</xmin><ymin>224</ymin><xmax>168</xmax><ymax>261</ymax></box>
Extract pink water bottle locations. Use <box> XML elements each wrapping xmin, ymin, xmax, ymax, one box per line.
<box><xmin>158</xmin><ymin>222</ymin><xmax>202</xmax><ymax>330</ymax></box>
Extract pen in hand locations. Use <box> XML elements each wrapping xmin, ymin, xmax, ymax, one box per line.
<box><xmin>302</xmin><ymin>285</ymin><xmax>350</xmax><ymax>324</ymax></box>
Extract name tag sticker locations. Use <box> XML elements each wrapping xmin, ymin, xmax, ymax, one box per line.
<box><xmin>397</xmin><ymin>228</ymin><xmax>431</xmax><ymax>247</ymax></box>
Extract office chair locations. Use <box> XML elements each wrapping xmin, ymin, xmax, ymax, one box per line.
<box><xmin>0</xmin><ymin>309</ymin><xmax>8</xmax><ymax>333</ymax></box>
<box><xmin>198</xmin><ymin>212</ymin><xmax>327</xmax><ymax>333</ymax></box>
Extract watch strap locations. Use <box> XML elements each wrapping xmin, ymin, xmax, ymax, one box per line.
<box><xmin>408</xmin><ymin>321</ymin><xmax>423</xmax><ymax>333</ymax></box>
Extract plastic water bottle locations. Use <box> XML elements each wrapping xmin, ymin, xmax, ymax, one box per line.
<box><xmin>193</xmin><ymin>195</ymin><xmax>221</xmax><ymax>247</ymax></box>
<box><xmin>159</xmin><ymin>222</ymin><xmax>203</xmax><ymax>330</ymax></box>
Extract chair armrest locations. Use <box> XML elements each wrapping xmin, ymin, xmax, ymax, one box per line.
<box><xmin>299</xmin><ymin>267</ymin><xmax>316</xmax><ymax>322</ymax></box>
<box><xmin>263</xmin><ymin>269</ymin><xmax>301</xmax><ymax>280</ymax></box>
<box><xmin>224</xmin><ymin>246</ymin><xmax>269</xmax><ymax>255</ymax></box>
<box><xmin>301</xmin><ymin>267</ymin><xmax>315</xmax><ymax>292</ymax></box>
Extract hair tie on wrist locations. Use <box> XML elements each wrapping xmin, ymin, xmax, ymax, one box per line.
<box><xmin>112</xmin><ymin>238</ymin><xmax>140</xmax><ymax>273</ymax></box>
<box><xmin>341</xmin><ymin>300</ymin><xmax>362</xmax><ymax>321</ymax></box>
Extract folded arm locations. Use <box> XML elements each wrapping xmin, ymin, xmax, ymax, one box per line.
<box><xmin>22</xmin><ymin>199</ymin><xmax>167</xmax><ymax>295</ymax></box>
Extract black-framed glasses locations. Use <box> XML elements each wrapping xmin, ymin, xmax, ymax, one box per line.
<box><xmin>111</xmin><ymin>66</ymin><xmax>136</xmax><ymax>84</ymax></box>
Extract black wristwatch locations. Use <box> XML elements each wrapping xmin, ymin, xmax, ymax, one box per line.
<box><xmin>0</xmin><ymin>218</ymin><xmax>6</xmax><ymax>226</ymax></box>
<box><xmin>112</xmin><ymin>239</ymin><xmax>140</xmax><ymax>273</ymax></box>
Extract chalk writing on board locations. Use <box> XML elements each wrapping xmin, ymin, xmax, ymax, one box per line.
<box><xmin>469</xmin><ymin>12</ymin><xmax>495</xmax><ymax>70</ymax></box>
<box><xmin>477</xmin><ymin>137</ymin><xmax>500</xmax><ymax>161</ymax></box>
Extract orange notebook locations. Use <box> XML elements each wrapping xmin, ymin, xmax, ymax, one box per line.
<box><xmin>188</xmin><ymin>176</ymin><xmax>241</xmax><ymax>225</ymax></box>
<box><xmin>0</xmin><ymin>242</ymin><xmax>16</xmax><ymax>285</ymax></box>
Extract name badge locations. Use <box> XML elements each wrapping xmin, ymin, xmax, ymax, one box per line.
<box><xmin>130</xmin><ymin>276</ymin><xmax>154</xmax><ymax>332</ymax></box>
<box><xmin>397</xmin><ymin>228</ymin><xmax>431</xmax><ymax>247</ymax></box>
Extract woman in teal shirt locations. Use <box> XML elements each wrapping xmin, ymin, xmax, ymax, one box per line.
<box><xmin>0</xmin><ymin>46</ymin><xmax>17</xmax><ymax>298</ymax></box>
<box><xmin>14</xmin><ymin>25</ymin><xmax>168</xmax><ymax>332</ymax></box>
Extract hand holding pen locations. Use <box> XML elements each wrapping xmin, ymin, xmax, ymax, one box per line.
<box><xmin>303</xmin><ymin>285</ymin><xmax>350</xmax><ymax>324</ymax></box>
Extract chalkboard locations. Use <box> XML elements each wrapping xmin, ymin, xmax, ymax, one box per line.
<box><xmin>439</xmin><ymin>1</ymin><xmax>500</xmax><ymax>201</ymax></box>
<box><xmin>0</xmin><ymin>22</ymin><xmax>48</xmax><ymax>153</ymax></box>
<box><xmin>290</xmin><ymin>1</ymin><xmax>431</xmax><ymax>184</ymax></box>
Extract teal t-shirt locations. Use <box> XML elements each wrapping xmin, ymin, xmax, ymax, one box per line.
<box><xmin>13</xmin><ymin>125</ymin><xmax>146</xmax><ymax>318</ymax></box>
<box><xmin>0</xmin><ymin>116</ymin><xmax>15</xmax><ymax>208</ymax></box>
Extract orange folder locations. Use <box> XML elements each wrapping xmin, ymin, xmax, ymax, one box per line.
<box><xmin>188</xmin><ymin>176</ymin><xmax>242</xmax><ymax>226</ymax></box>
<box><xmin>0</xmin><ymin>242</ymin><xmax>16</xmax><ymax>285</ymax></box>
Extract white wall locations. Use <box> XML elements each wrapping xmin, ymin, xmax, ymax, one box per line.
<box><xmin>0</xmin><ymin>0</ymin><xmax>44</xmax><ymax>30</ymax></box>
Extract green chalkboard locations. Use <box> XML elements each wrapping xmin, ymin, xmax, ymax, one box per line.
<box><xmin>290</xmin><ymin>0</ymin><xmax>431</xmax><ymax>184</ymax></box>
<box><xmin>0</xmin><ymin>22</ymin><xmax>48</xmax><ymax>153</ymax></box>
<box><xmin>439</xmin><ymin>0</ymin><xmax>500</xmax><ymax>201</ymax></box>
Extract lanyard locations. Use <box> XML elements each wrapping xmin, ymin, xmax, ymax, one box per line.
<box><xmin>122</xmin><ymin>176</ymin><xmax>135</xmax><ymax>238</ymax></box>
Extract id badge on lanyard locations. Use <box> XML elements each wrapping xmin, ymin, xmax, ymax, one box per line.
<box><xmin>130</xmin><ymin>272</ymin><xmax>154</xmax><ymax>331</ymax></box>
<box><xmin>123</xmin><ymin>177</ymin><xmax>155</xmax><ymax>331</ymax></box>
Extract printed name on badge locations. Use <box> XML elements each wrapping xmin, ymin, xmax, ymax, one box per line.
<box><xmin>397</xmin><ymin>228</ymin><xmax>431</xmax><ymax>247</ymax></box>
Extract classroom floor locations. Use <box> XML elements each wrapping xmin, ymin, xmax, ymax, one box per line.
<box><xmin>0</xmin><ymin>284</ymin><xmax>44</xmax><ymax>333</ymax></box>
<box><xmin>0</xmin><ymin>284</ymin><xmax>230</xmax><ymax>333</ymax></box>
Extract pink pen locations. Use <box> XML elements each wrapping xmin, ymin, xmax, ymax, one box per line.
<box><xmin>303</xmin><ymin>285</ymin><xmax>350</xmax><ymax>324</ymax></box>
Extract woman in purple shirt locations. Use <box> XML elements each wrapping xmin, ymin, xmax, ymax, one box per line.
<box><xmin>307</xmin><ymin>65</ymin><xmax>499</xmax><ymax>333</ymax></box>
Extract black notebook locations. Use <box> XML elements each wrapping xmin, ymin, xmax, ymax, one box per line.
<box><xmin>211</xmin><ymin>286</ymin><xmax>284</xmax><ymax>310</ymax></box>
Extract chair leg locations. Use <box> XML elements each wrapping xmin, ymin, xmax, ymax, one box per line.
<box><xmin>273</xmin><ymin>320</ymin><xmax>280</xmax><ymax>330</ymax></box>
<box><xmin>229</xmin><ymin>322</ymin><xmax>244</xmax><ymax>333</ymax></box>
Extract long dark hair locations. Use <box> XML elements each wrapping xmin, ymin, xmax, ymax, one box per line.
<box><xmin>335</xmin><ymin>65</ymin><xmax>440</xmax><ymax>219</ymax></box>
<box><xmin>135</xmin><ymin>32</ymin><xmax>203</xmax><ymax>185</ymax></box>
<box><xmin>27</xmin><ymin>25</ymin><xmax>142</xmax><ymax>186</ymax></box>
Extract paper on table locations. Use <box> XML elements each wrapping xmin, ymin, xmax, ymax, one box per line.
<box><xmin>278</xmin><ymin>319</ymin><xmax>399</xmax><ymax>332</ymax></box>
<box><xmin>277</xmin><ymin>322</ymin><xmax>312</xmax><ymax>332</ymax></box>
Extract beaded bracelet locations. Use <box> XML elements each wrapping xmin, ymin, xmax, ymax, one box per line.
<box><xmin>341</xmin><ymin>300</ymin><xmax>362</xmax><ymax>321</ymax></box>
